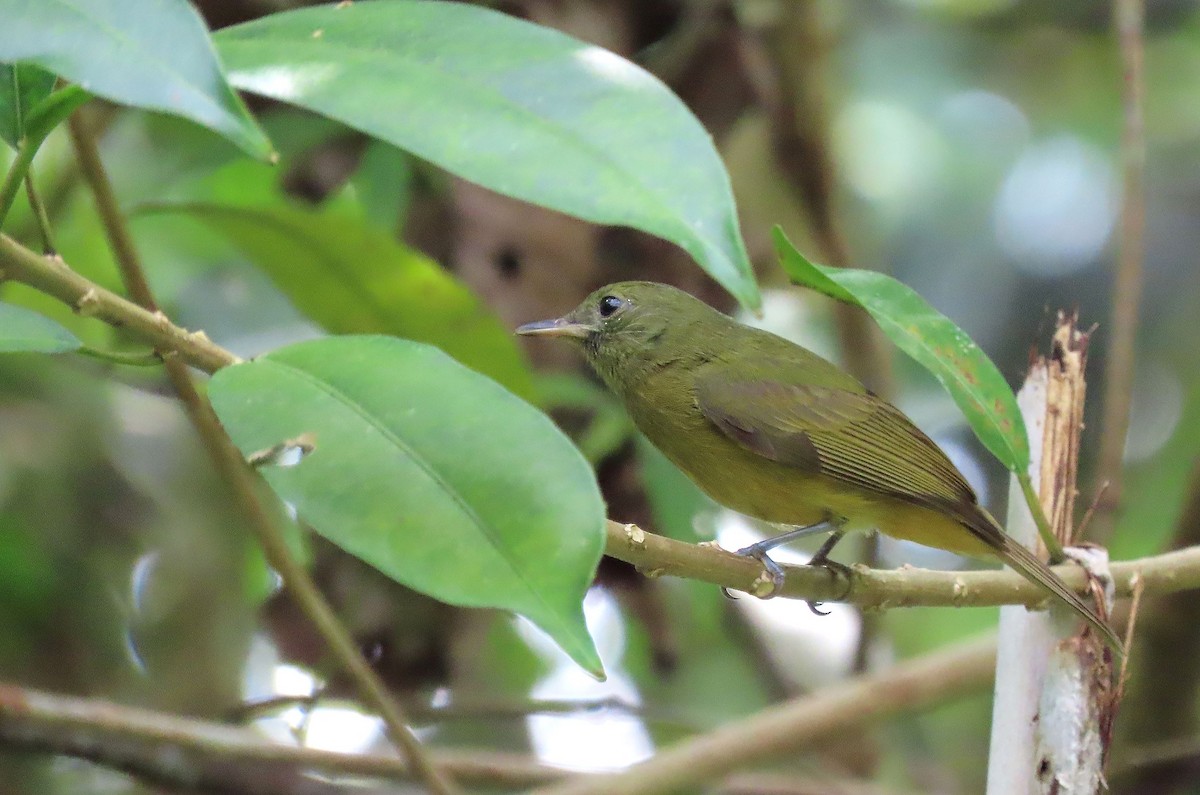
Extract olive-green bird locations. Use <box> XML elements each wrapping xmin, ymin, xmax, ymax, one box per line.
<box><xmin>517</xmin><ymin>281</ymin><xmax>1120</xmax><ymax>651</ymax></box>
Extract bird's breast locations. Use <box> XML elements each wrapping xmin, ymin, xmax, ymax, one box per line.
<box><xmin>625</xmin><ymin>379</ymin><xmax>833</xmax><ymax>526</ymax></box>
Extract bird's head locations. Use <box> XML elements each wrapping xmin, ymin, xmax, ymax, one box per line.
<box><xmin>516</xmin><ymin>281</ymin><xmax>714</xmax><ymax>388</ymax></box>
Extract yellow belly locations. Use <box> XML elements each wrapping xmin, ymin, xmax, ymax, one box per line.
<box><xmin>648</xmin><ymin>415</ymin><xmax>996</xmax><ymax>560</ymax></box>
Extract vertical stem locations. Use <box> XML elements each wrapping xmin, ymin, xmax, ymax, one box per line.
<box><xmin>1092</xmin><ymin>0</ymin><xmax>1146</xmax><ymax>543</ymax></box>
<box><xmin>988</xmin><ymin>317</ymin><xmax>1106</xmax><ymax>794</ymax></box>
<box><xmin>66</xmin><ymin>110</ymin><xmax>460</xmax><ymax>795</ymax></box>
<box><xmin>0</xmin><ymin>134</ymin><xmax>39</xmax><ymax>228</ymax></box>
<box><xmin>988</xmin><ymin>364</ymin><xmax>1051</xmax><ymax>795</ymax></box>
<box><xmin>23</xmin><ymin>167</ymin><xmax>56</xmax><ymax>254</ymax></box>
<box><xmin>767</xmin><ymin>1</ymin><xmax>895</xmax><ymax>398</ymax></box>
<box><xmin>66</xmin><ymin>114</ymin><xmax>154</xmax><ymax>306</ymax></box>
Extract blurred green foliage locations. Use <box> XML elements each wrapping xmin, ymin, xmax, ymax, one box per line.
<box><xmin>0</xmin><ymin>1</ymin><xmax>1197</xmax><ymax>794</ymax></box>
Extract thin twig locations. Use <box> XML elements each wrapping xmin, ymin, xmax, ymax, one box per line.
<box><xmin>233</xmin><ymin>691</ymin><xmax>702</xmax><ymax>732</ymax></box>
<box><xmin>1092</xmin><ymin>0</ymin><xmax>1147</xmax><ymax>543</ymax></box>
<box><xmin>65</xmin><ymin>110</ymin><xmax>460</xmax><ymax>795</ymax></box>
<box><xmin>1118</xmin><ymin>573</ymin><xmax>1144</xmax><ymax>695</ymax></box>
<box><xmin>0</xmin><ymin>133</ymin><xmax>41</xmax><ymax>227</ymax></box>
<box><xmin>23</xmin><ymin>167</ymin><xmax>55</xmax><ymax>253</ymax></box>
<box><xmin>529</xmin><ymin>635</ymin><xmax>998</xmax><ymax>795</ymax></box>
<box><xmin>1114</xmin><ymin>458</ymin><xmax>1200</xmax><ymax>792</ymax></box>
<box><xmin>66</xmin><ymin>114</ymin><xmax>155</xmax><ymax>305</ymax></box>
<box><xmin>76</xmin><ymin>344</ymin><xmax>162</xmax><ymax>367</ymax></box>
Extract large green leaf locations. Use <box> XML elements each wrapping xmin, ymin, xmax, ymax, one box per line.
<box><xmin>0</xmin><ymin>301</ymin><xmax>81</xmax><ymax>353</ymax></box>
<box><xmin>0</xmin><ymin>0</ymin><xmax>271</xmax><ymax>159</ymax></box>
<box><xmin>214</xmin><ymin>0</ymin><xmax>759</xmax><ymax>310</ymax></box>
<box><xmin>154</xmin><ymin>200</ymin><xmax>535</xmax><ymax>400</ymax></box>
<box><xmin>208</xmin><ymin>335</ymin><xmax>605</xmax><ymax>676</ymax></box>
<box><xmin>0</xmin><ymin>62</ymin><xmax>56</xmax><ymax>149</ymax></box>
<box><xmin>774</xmin><ymin>227</ymin><xmax>1030</xmax><ymax>472</ymax></box>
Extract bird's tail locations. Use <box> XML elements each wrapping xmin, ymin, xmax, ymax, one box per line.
<box><xmin>978</xmin><ymin>515</ymin><xmax>1124</xmax><ymax>655</ymax></box>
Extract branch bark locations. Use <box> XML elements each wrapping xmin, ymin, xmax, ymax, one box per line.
<box><xmin>0</xmin><ymin>681</ymin><xmax>919</xmax><ymax>795</ymax></box>
<box><xmin>0</xmin><ymin>682</ymin><xmax>560</xmax><ymax>792</ymax></box>
<box><xmin>604</xmin><ymin>520</ymin><xmax>1200</xmax><ymax>609</ymax></box>
<box><xmin>989</xmin><ymin>314</ymin><xmax>1114</xmax><ymax>795</ymax></box>
<box><xmin>0</xmin><ymin>231</ymin><xmax>237</xmax><ymax>372</ymax></box>
<box><xmin>1092</xmin><ymin>0</ymin><xmax>1147</xmax><ymax>543</ymax></box>
<box><xmin>529</xmin><ymin>635</ymin><xmax>998</xmax><ymax>795</ymax></box>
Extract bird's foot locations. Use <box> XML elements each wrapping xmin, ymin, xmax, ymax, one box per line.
<box><xmin>720</xmin><ymin>540</ymin><xmax>789</xmax><ymax>600</ymax></box>
<box><xmin>804</xmin><ymin>559</ymin><xmax>852</xmax><ymax>615</ymax></box>
<box><xmin>804</xmin><ymin>531</ymin><xmax>852</xmax><ymax>613</ymax></box>
<box><xmin>720</xmin><ymin>521</ymin><xmax>849</xmax><ymax>606</ymax></box>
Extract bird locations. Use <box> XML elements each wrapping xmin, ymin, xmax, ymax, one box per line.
<box><xmin>517</xmin><ymin>280</ymin><xmax>1121</xmax><ymax>652</ymax></box>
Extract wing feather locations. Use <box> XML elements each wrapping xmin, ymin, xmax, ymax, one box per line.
<box><xmin>694</xmin><ymin>375</ymin><xmax>977</xmax><ymax>509</ymax></box>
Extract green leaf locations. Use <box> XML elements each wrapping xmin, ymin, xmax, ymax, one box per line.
<box><xmin>342</xmin><ymin>140</ymin><xmax>413</xmax><ymax>232</ymax></box>
<box><xmin>773</xmin><ymin>227</ymin><xmax>1030</xmax><ymax>472</ymax></box>
<box><xmin>0</xmin><ymin>301</ymin><xmax>81</xmax><ymax>353</ymax></box>
<box><xmin>208</xmin><ymin>335</ymin><xmax>606</xmax><ymax>676</ymax></box>
<box><xmin>214</xmin><ymin>0</ymin><xmax>759</xmax><ymax>310</ymax></box>
<box><xmin>0</xmin><ymin>0</ymin><xmax>271</xmax><ymax>159</ymax></box>
<box><xmin>151</xmin><ymin>199</ymin><xmax>535</xmax><ymax>400</ymax></box>
<box><xmin>0</xmin><ymin>62</ymin><xmax>56</xmax><ymax>149</ymax></box>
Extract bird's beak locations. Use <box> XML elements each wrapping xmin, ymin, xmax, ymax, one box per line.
<box><xmin>515</xmin><ymin>317</ymin><xmax>593</xmax><ymax>339</ymax></box>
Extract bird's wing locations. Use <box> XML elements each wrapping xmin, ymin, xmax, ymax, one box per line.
<box><xmin>694</xmin><ymin>375</ymin><xmax>977</xmax><ymax>509</ymax></box>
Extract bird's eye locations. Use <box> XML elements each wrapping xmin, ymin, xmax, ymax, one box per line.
<box><xmin>599</xmin><ymin>295</ymin><xmax>624</xmax><ymax>317</ymax></box>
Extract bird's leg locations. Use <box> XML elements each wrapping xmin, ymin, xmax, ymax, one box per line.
<box><xmin>804</xmin><ymin>527</ymin><xmax>851</xmax><ymax>615</ymax></box>
<box><xmin>727</xmin><ymin>519</ymin><xmax>839</xmax><ymax>601</ymax></box>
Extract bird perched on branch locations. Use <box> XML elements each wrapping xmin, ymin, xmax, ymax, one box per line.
<box><xmin>518</xmin><ymin>281</ymin><xmax>1120</xmax><ymax>652</ymax></box>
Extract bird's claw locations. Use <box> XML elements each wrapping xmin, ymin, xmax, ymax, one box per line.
<box><xmin>807</xmin><ymin>601</ymin><xmax>831</xmax><ymax>616</ymax></box>
<box><xmin>734</xmin><ymin>542</ymin><xmax>787</xmax><ymax>600</ymax></box>
<box><xmin>727</xmin><ymin>534</ymin><xmax>852</xmax><ymax>612</ymax></box>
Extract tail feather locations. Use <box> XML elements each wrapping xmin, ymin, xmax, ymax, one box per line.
<box><xmin>951</xmin><ymin>503</ymin><xmax>1124</xmax><ymax>655</ymax></box>
<box><xmin>995</xmin><ymin>538</ymin><xmax>1123</xmax><ymax>653</ymax></box>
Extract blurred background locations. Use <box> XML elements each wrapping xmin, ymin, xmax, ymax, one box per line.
<box><xmin>1</xmin><ymin>0</ymin><xmax>1198</xmax><ymax>792</ymax></box>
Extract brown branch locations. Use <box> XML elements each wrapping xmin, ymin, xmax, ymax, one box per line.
<box><xmin>64</xmin><ymin>110</ymin><xmax>460</xmax><ymax>795</ymax></box>
<box><xmin>66</xmin><ymin>115</ymin><xmax>156</xmax><ymax>307</ymax></box>
<box><xmin>605</xmin><ymin>520</ymin><xmax>1200</xmax><ymax>609</ymax></box>
<box><xmin>1041</xmin><ymin>315</ymin><xmax>1091</xmax><ymax>547</ymax></box>
<box><xmin>720</xmin><ymin>774</ymin><xmax>917</xmax><ymax>795</ymax></box>
<box><xmin>1092</xmin><ymin>0</ymin><xmax>1147</xmax><ymax>543</ymax></box>
<box><xmin>22</xmin><ymin>165</ymin><xmax>56</xmax><ymax>254</ymax></box>
<box><xmin>762</xmin><ymin>2</ymin><xmax>894</xmax><ymax>397</ymax></box>
<box><xmin>529</xmin><ymin>635</ymin><xmax>998</xmax><ymax>795</ymax></box>
<box><xmin>0</xmin><ymin>680</ymin><xmax>918</xmax><ymax>795</ymax></box>
<box><xmin>0</xmin><ymin>682</ymin><xmax>562</xmax><ymax>792</ymax></box>
<box><xmin>0</xmin><ymin>231</ymin><xmax>236</xmax><ymax>372</ymax></box>
<box><xmin>989</xmin><ymin>313</ymin><xmax>1114</xmax><ymax>794</ymax></box>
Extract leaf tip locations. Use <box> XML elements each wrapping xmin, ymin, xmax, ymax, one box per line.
<box><xmin>573</xmin><ymin>644</ymin><xmax>607</xmax><ymax>681</ymax></box>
